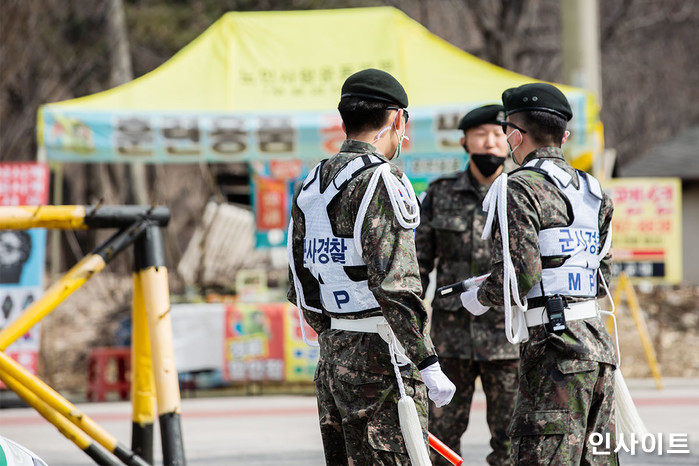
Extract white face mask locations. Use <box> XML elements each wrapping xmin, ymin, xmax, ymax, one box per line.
<box><xmin>394</xmin><ymin>125</ymin><xmax>409</xmax><ymax>159</ymax></box>
<box><xmin>506</xmin><ymin>129</ymin><xmax>522</xmax><ymax>165</ymax></box>
<box><xmin>373</xmin><ymin>109</ymin><xmax>408</xmax><ymax>159</ymax></box>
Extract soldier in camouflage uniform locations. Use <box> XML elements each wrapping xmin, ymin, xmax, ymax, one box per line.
<box><xmin>416</xmin><ymin>104</ymin><xmax>519</xmax><ymax>465</ymax></box>
<box><xmin>288</xmin><ymin>69</ymin><xmax>455</xmax><ymax>465</ymax></box>
<box><xmin>460</xmin><ymin>83</ymin><xmax>618</xmax><ymax>464</ymax></box>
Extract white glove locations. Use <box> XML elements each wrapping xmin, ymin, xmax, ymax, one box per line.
<box><xmin>460</xmin><ymin>287</ymin><xmax>489</xmax><ymax>316</ymax></box>
<box><xmin>419</xmin><ymin>362</ymin><xmax>456</xmax><ymax>408</ymax></box>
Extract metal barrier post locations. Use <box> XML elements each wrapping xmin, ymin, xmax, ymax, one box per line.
<box><xmin>1</xmin><ymin>372</ymin><xmax>119</xmax><ymax>465</ymax></box>
<box><xmin>0</xmin><ymin>205</ymin><xmax>180</xmax><ymax>464</ymax></box>
<box><xmin>608</xmin><ymin>273</ymin><xmax>664</xmax><ymax>389</ymax></box>
<box><xmin>136</xmin><ymin>225</ymin><xmax>186</xmax><ymax>465</ymax></box>
<box><xmin>131</xmin><ymin>269</ymin><xmax>156</xmax><ymax>464</ymax></box>
<box><xmin>0</xmin><ymin>222</ymin><xmax>148</xmax><ymax>350</ymax></box>
<box><xmin>621</xmin><ymin>274</ymin><xmax>663</xmax><ymax>389</ymax></box>
<box><xmin>0</xmin><ymin>351</ymin><xmax>149</xmax><ymax>466</ymax></box>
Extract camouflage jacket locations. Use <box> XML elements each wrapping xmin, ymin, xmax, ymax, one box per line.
<box><xmin>478</xmin><ymin>147</ymin><xmax>616</xmax><ymax>369</ymax></box>
<box><xmin>287</xmin><ymin>140</ymin><xmax>437</xmax><ymax>379</ymax></box>
<box><xmin>416</xmin><ymin>168</ymin><xmax>519</xmax><ymax>360</ymax></box>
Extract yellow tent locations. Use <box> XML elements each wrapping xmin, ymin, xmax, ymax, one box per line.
<box><xmin>38</xmin><ymin>6</ymin><xmax>601</xmax><ymax>170</ymax></box>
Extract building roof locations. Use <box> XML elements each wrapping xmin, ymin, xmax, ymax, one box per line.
<box><xmin>619</xmin><ymin>126</ymin><xmax>699</xmax><ymax>180</ymax></box>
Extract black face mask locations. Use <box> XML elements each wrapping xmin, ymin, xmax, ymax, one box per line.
<box><xmin>469</xmin><ymin>153</ymin><xmax>506</xmax><ymax>177</ymax></box>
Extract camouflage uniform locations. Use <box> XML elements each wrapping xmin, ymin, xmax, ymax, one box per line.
<box><xmin>478</xmin><ymin>147</ymin><xmax>619</xmax><ymax>465</ymax></box>
<box><xmin>416</xmin><ymin>168</ymin><xmax>519</xmax><ymax>465</ymax></box>
<box><xmin>288</xmin><ymin>140</ymin><xmax>436</xmax><ymax>465</ymax></box>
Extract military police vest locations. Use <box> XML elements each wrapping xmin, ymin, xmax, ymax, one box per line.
<box><xmin>294</xmin><ymin>155</ymin><xmax>387</xmax><ymax>315</ymax></box>
<box><xmin>521</xmin><ymin>159</ymin><xmax>604</xmax><ymax>300</ymax></box>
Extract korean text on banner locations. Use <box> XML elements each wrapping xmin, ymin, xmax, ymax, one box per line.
<box><xmin>223</xmin><ymin>303</ymin><xmax>285</xmax><ymax>382</ymax></box>
<box><xmin>0</xmin><ymin>163</ymin><xmax>49</xmax><ymax>385</ymax></box>
<box><xmin>606</xmin><ymin>178</ymin><xmax>682</xmax><ymax>284</ymax></box>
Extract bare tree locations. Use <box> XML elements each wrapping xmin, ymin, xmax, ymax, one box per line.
<box><xmin>1</xmin><ymin>1</ymin><xmax>111</xmax><ymax>161</ymax></box>
<box><xmin>599</xmin><ymin>0</ymin><xmax>699</xmax><ymax>165</ymax></box>
<box><xmin>396</xmin><ymin>0</ymin><xmax>699</xmax><ymax>165</ymax></box>
<box><xmin>107</xmin><ymin>0</ymin><xmax>150</xmax><ymax>206</ymax></box>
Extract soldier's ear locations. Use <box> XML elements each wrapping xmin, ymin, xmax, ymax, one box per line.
<box><xmin>460</xmin><ymin>135</ymin><xmax>468</xmax><ymax>152</ymax></box>
<box><xmin>562</xmin><ymin>130</ymin><xmax>570</xmax><ymax>145</ymax></box>
<box><xmin>341</xmin><ymin>121</ymin><xmax>347</xmax><ymax>135</ymax></box>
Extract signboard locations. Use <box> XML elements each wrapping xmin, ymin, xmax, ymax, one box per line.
<box><xmin>283</xmin><ymin>304</ymin><xmax>319</xmax><ymax>382</ymax></box>
<box><xmin>171</xmin><ymin>302</ymin><xmax>318</xmax><ymax>383</ymax></box>
<box><xmin>253</xmin><ymin>176</ymin><xmax>288</xmax><ymax>238</ymax></box>
<box><xmin>223</xmin><ymin>303</ymin><xmax>286</xmax><ymax>382</ymax></box>
<box><xmin>40</xmin><ymin>100</ymin><xmax>590</xmax><ymax>165</ymax></box>
<box><xmin>0</xmin><ymin>163</ymin><xmax>49</xmax><ymax>384</ymax></box>
<box><xmin>606</xmin><ymin>178</ymin><xmax>682</xmax><ymax>283</ymax></box>
<box><xmin>171</xmin><ymin>303</ymin><xmax>225</xmax><ymax>373</ymax></box>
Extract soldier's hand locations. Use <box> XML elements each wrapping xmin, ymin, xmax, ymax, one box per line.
<box><xmin>460</xmin><ymin>287</ymin><xmax>489</xmax><ymax>316</ymax></box>
<box><xmin>419</xmin><ymin>362</ymin><xmax>456</xmax><ymax>407</ymax></box>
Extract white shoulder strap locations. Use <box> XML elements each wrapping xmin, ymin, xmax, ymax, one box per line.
<box><xmin>353</xmin><ymin>164</ymin><xmax>420</xmax><ymax>253</ymax></box>
<box><xmin>583</xmin><ymin>172</ymin><xmax>604</xmax><ymax>200</ymax></box>
<box><xmin>523</xmin><ymin>159</ymin><xmax>572</xmax><ymax>188</ymax></box>
<box><xmin>481</xmin><ymin>173</ymin><xmax>530</xmax><ymax>344</ymax></box>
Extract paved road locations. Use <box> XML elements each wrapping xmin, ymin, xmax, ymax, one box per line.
<box><xmin>1</xmin><ymin>377</ymin><xmax>697</xmax><ymax>465</ymax></box>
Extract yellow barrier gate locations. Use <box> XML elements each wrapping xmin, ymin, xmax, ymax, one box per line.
<box><xmin>0</xmin><ymin>205</ymin><xmax>185</xmax><ymax>465</ymax></box>
<box><xmin>608</xmin><ymin>272</ymin><xmax>664</xmax><ymax>390</ymax></box>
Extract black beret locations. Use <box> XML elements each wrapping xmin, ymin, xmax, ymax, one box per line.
<box><xmin>457</xmin><ymin>104</ymin><xmax>506</xmax><ymax>131</ymax></box>
<box><xmin>340</xmin><ymin>68</ymin><xmax>408</xmax><ymax>108</ymax></box>
<box><xmin>502</xmin><ymin>83</ymin><xmax>573</xmax><ymax>121</ymax></box>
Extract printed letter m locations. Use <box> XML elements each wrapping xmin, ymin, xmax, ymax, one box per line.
<box><xmin>568</xmin><ymin>272</ymin><xmax>581</xmax><ymax>291</ymax></box>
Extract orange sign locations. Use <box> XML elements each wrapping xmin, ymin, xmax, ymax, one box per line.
<box><xmin>606</xmin><ymin>178</ymin><xmax>682</xmax><ymax>283</ymax></box>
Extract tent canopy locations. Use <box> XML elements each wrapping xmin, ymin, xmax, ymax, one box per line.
<box><xmin>38</xmin><ymin>6</ymin><xmax>602</xmax><ymax>169</ymax></box>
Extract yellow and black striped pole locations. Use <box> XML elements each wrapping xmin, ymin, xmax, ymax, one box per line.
<box><xmin>0</xmin><ymin>351</ymin><xmax>149</xmax><ymax>466</ymax></box>
<box><xmin>0</xmin><ymin>221</ymin><xmax>149</xmax><ymax>351</ymax></box>
<box><xmin>136</xmin><ymin>225</ymin><xmax>186</xmax><ymax>465</ymax></box>
<box><xmin>0</xmin><ymin>205</ymin><xmax>176</xmax><ymax>464</ymax></box>
<box><xmin>131</xmin><ymin>269</ymin><xmax>156</xmax><ymax>464</ymax></box>
<box><xmin>0</xmin><ymin>254</ymin><xmax>105</xmax><ymax>350</ymax></box>
<box><xmin>0</xmin><ymin>371</ymin><xmax>119</xmax><ymax>465</ymax></box>
<box><xmin>0</xmin><ymin>205</ymin><xmax>170</xmax><ymax>230</ymax></box>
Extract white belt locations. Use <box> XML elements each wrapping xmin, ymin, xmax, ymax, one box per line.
<box><xmin>330</xmin><ymin>316</ymin><xmax>410</xmax><ymax>365</ymax></box>
<box><xmin>525</xmin><ymin>300</ymin><xmax>599</xmax><ymax>328</ymax></box>
<box><xmin>330</xmin><ymin>316</ymin><xmax>387</xmax><ymax>332</ymax></box>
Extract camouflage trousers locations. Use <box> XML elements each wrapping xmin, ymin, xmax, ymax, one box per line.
<box><xmin>314</xmin><ymin>360</ymin><xmax>428</xmax><ymax>466</ymax></box>
<box><xmin>429</xmin><ymin>357</ymin><xmax>519</xmax><ymax>466</ymax></box>
<box><xmin>508</xmin><ymin>350</ymin><xmax>619</xmax><ymax>465</ymax></box>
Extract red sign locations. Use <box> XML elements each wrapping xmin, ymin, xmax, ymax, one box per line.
<box><xmin>0</xmin><ymin>163</ymin><xmax>49</xmax><ymax>206</ymax></box>
<box><xmin>223</xmin><ymin>303</ymin><xmax>286</xmax><ymax>382</ymax></box>
<box><xmin>254</xmin><ymin>176</ymin><xmax>287</xmax><ymax>230</ymax></box>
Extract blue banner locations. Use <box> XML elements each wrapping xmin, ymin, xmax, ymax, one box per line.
<box><xmin>41</xmin><ymin>96</ymin><xmax>591</xmax><ymax>164</ymax></box>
